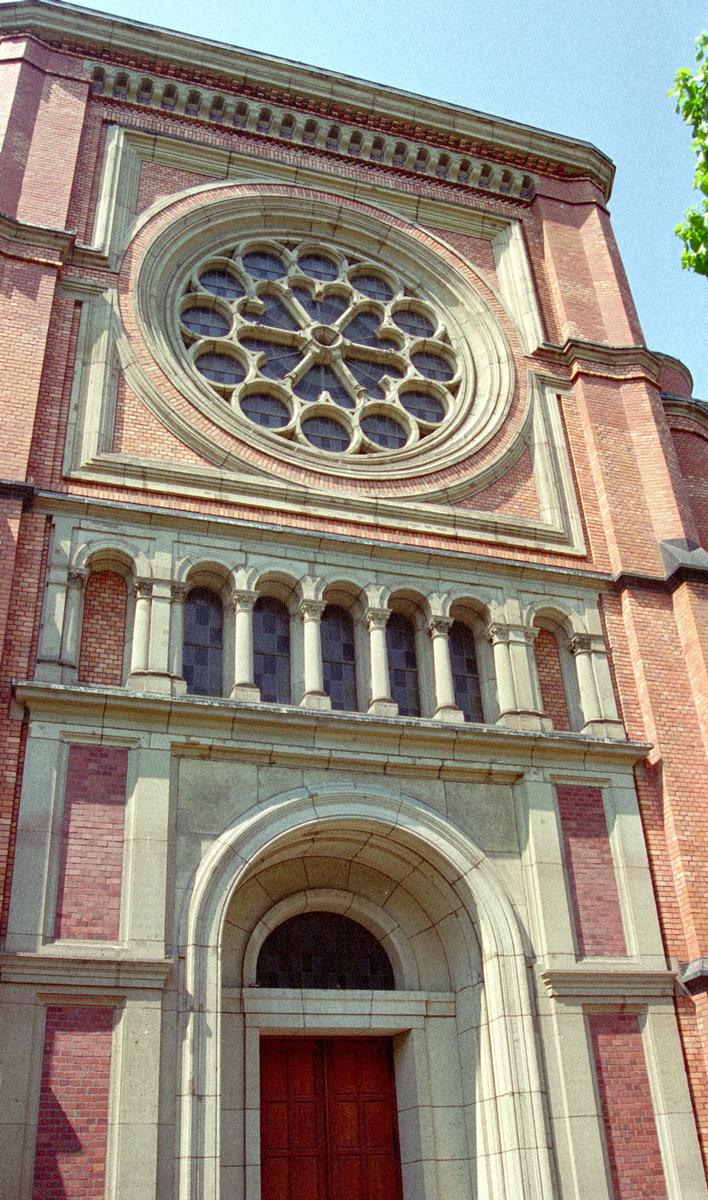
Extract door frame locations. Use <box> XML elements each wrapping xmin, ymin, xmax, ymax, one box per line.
<box><xmin>233</xmin><ymin>988</ymin><xmax>466</xmax><ymax>1200</ymax></box>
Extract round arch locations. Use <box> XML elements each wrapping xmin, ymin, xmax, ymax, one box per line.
<box><xmin>177</xmin><ymin>784</ymin><xmax>555</xmax><ymax>1200</ymax></box>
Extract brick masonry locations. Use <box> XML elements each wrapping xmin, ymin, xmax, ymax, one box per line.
<box><xmin>77</xmin><ymin>569</ymin><xmax>128</xmax><ymax>687</ymax></box>
<box><xmin>588</xmin><ymin>1012</ymin><xmax>668</xmax><ymax>1200</ymax></box>
<box><xmin>54</xmin><ymin>744</ymin><xmax>128</xmax><ymax>941</ymax></box>
<box><xmin>556</xmin><ymin>784</ymin><xmax>626</xmax><ymax>957</ymax></box>
<box><xmin>32</xmin><ymin>1005</ymin><xmax>114</xmax><ymax>1200</ymax></box>
<box><xmin>0</xmin><ymin>13</ymin><xmax>706</xmax><ymax>1196</ymax></box>
<box><xmin>533</xmin><ymin>627</ymin><xmax>571</xmax><ymax>730</ymax></box>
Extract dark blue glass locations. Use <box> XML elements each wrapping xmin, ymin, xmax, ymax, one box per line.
<box><xmin>321</xmin><ymin>605</ymin><xmax>357</xmax><ymax>711</ymax></box>
<box><xmin>301</xmin><ymin>415</ymin><xmax>351</xmax><ymax>452</ymax></box>
<box><xmin>411</xmin><ymin>350</ymin><xmax>454</xmax><ymax>381</ymax></box>
<box><xmin>240</xmin><ymin>393</ymin><xmax>290</xmax><ymax>429</ymax></box>
<box><xmin>291</xmin><ymin>286</ymin><xmax>348</xmax><ymax>324</ymax></box>
<box><xmin>181</xmin><ymin>307</ymin><xmax>230</xmax><ymax>338</ymax></box>
<box><xmin>253</xmin><ymin>596</ymin><xmax>291</xmax><ymax>703</ymax></box>
<box><xmin>360</xmin><ymin>413</ymin><xmax>407</xmax><ymax>449</ymax></box>
<box><xmin>393</xmin><ymin>308</ymin><xmax>435</xmax><ymax>338</ymax></box>
<box><xmin>256</xmin><ymin>912</ymin><xmax>395</xmax><ymax>989</ymax></box>
<box><xmin>449</xmin><ymin>620</ymin><xmax>483</xmax><ymax>722</ymax></box>
<box><xmin>400</xmin><ymin>389</ymin><xmax>445</xmax><ymax>423</ymax></box>
<box><xmin>199</xmin><ymin>268</ymin><xmax>244</xmax><ymax>299</ymax></box>
<box><xmin>183</xmin><ymin>587</ymin><xmax>223</xmax><ymax>696</ymax></box>
<box><xmin>196</xmin><ymin>352</ymin><xmax>245</xmax><ymax>386</ymax></box>
<box><xmin>386</xmin><ymin>612</ymin><xmax>420</xmax><ymax>716</ymax></box>
<box><xmin>294</xmin><ymin>365</ymin><xmax>354</xmax><ymax>409</ymax></box>
<box><xmin>297</xmin><ymin>253</ymin><xmax>338</xmax><ymax>281</ymax></box>
<box><xmin>240</xmin><ymin>336</ymin><xmax>301</xmax><ymax>379</ymax></box>
<box><xmin>242</xmin><ymin>250</ymin><xmax>284</xmax><ymax>280</ymax></box>
<box><xmin>349</xmin><ymin>273</ymin><xmax>393</xmax><ymax>301</ymax></box>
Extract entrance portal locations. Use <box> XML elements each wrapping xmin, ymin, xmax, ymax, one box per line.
<box><xmin>260</xmin><ymin>1037</ymin><xmax>403</xmax><ymax>1200</ymax></box>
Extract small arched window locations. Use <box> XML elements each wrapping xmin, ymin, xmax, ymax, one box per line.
<box><xmin>253</xmin><ymin>596</ymin><xmax>290</xmax><ymax>703</ymax></box>
<box><xmin>161</xmin><ymin>83</ymin><xmax>178</xmax><ymax>111</ymax></box>
<box><xmin>256</xmin><ymin>912</ymin><xmax>395</xmax><ymax>989</ymax></box>
<box><xmin>321</xmin><ymin>605</ymin><xmax>357</xmax><ymax>711</ymax></box>
<box><xmin>386</xmin><ymin>612</ymin><xmax>420</xmax><ymax>716</ymax></box>
<box><xmin>449</xmin><ymin>620</ymin><xmax>483</xmax><ymax>722</ymax></box>
<box><xmin>183</xmin><ymin>587</ymin><xmax>223</xmax><ymax>696</ymax></box>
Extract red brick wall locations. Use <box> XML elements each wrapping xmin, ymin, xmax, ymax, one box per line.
<box><xmin>54</xmin><ymin>744</ymin><xmax>128</xmax><ymax>941</ymax></box>
<box><xmin>77</xmin><ymin>570</ymin><xmax>128</xmax><ymax>687</ymax></box>
<box><xmin>32</xmin><ymin>1005</ymin><xmax>114</xmax><ymax>1200</ymax></box>
<box><xmin>556</xmin><ymin>785</ymin><xmax>626</xmax><ymax>956</ymax></box>
<box><xmin>588</xmin><ymin>1012</ymin><xmax>667</xmax><ymax>1200</ymax></box>
<box><xmin>534</xmin><ymin>627</ymin><xmax>571</xmax><ymax>729</ymax></box>
<box><xmin>670</xmin><ymin>428</ymin><xmax>708</xmax><ymax>548</ymax></box>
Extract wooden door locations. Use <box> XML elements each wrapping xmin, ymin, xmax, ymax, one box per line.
<box><xmin>260</xmin><ymin>1037</ymin><xmax>403</xmax><ymax>1200</ymax></box>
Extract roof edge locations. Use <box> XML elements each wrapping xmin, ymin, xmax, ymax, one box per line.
<box><xmin>0</xmin><ymin>0</ymin><xmax>616</xmax><ymax>199</ymax></box>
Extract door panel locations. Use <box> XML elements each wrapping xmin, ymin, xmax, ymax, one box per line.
<box><xmin>260</xmin><ymin>1037</ymin><xmax>403</xmax><ymax>1200</ymax></box>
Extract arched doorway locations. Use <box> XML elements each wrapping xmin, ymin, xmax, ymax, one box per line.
<box><xmin>178</xmin><ymin>787</ymin><xmax>555</xmax><ymax>1200</ymax></box>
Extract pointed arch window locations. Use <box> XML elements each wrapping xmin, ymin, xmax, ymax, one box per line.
<box><xmin>183</xmin><ymin>587</ymin><xmax>223</xmax><ymax>696</ymax></box>
<box><xmin>449</xmin><ymin>620</ymin><xmax>484</xmax><ymax>722</ymax></box>
<box><xmin>386</xmin><ymin>612</ymin><xmax>420</xmax><ymax>716</ymax></box>
<box><xmin>253</xmin><ymin>596</ymin><xmax>291</xmax><ymax>703</ymax></box>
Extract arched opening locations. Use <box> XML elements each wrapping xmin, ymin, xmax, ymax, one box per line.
<box><xmin>253</xmin><ymin>595</ymin><xmax>291</xmax><ymax>702</ymax></box>
<box><xmin>321</xmin><ymin>604</ymin><xmax>357</xmax><ymax>711</ymax></box>
<box><xmin>449</xmin><ymin>618</ymin><xmax>483</xmax><ymax>722</ymax></box>
<box><xmin>256</xmin><ymin>912</ymin><xmax>395</xmax><ymax>989</ymax></box>
<box><xmin>183</xmin><ymin>586</ymin><xmax>223</xmax><ymax>696</ymax></box>
<box><xmin>179</xmin><ymin>790</ymin><xmax>554</xmax><ymax>1200</ymax></box>
<box><xmin>386</xmin><ymin>611</ymin><xmax>420</xmax><ymax>716</ymax></box>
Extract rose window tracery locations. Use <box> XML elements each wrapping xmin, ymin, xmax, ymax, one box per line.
<box><xmin>179</xmin><ymin>238</ymin><xmax>461</xmax><ymax>455</ymax></box>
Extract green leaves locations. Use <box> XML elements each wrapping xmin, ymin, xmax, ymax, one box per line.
<box><xmin>670</xmin><ymin>32</ymin><xmax>708</xmax><ymax>277</ymax></box>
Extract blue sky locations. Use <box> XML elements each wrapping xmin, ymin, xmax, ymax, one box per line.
<box><xmin>77</xmin><ymin>0</ymin><xmax>707</xmax><ymax>396</ymax></box>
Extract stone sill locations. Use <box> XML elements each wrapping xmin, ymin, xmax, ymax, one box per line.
<box><xmin>13</xmin><ymin>680</ymin><xmax>650</xmax><ymax>775</ymax></box>
<box><xmin>0</xmin><ymin>950</ymin><xmax>172</xmax><ymax>990</ymax></box>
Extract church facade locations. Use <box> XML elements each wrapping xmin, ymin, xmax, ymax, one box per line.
<box><xmin>0</xmin><ymin>3</ymin><xmax>707</xmax><ymax>1197</ymax></box>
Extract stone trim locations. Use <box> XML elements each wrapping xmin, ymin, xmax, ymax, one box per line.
<box><xmin>12</xmin><ymin>680</ymin><xmax>652</xmax><ymax>772</ymax></box>
<box><xmin>0</xmin><ymin>4</ymin><xmax>615</xmax><ymax>195</ymax></box>
<box><xmin>541</xmin><ymin>967</ymin><xmax>677</xmax><ymax>1001</ymax></box>
<box><xmin>0</xmin><ymin>951</ymin><xmax>171</xmax><ymax>989</ymax></box>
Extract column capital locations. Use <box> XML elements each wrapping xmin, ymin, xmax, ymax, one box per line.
<box><xmin>170</xmin><ymin>583</ymin><xmax>188</xmax><ymax>603</ymax></box>
<box><xmin>366</xmin><ymin>607</ymin><xmax>390</xmax><ymax>633</ymax></box>
<box><xmin>66</xmin><ymin>569</ymin><xmax>87</xmax><ymax>590</ymax></box>
<box><xmin>428</xmin><ymin>616</ymin><xmax>453</xmax><ymax>637</ymax></box>
<box><xmin>133</xmin><ymin>579</ymin><xmax>153</xmax><ymax>600</ymax></box>
<box><xmin>569</xmin><ymin>633</ymin><xmax>593</xmax><ymax>656</ymax></box>
<box><xmin>231</xmin><ymin>588</ymin><xmax>258</xmax><ymax>613</ymax></box>
<box><xmin>486</xmin><ymin>621</ymin><xmax>536</xmax><ymax>645</ymax></box>
<box><xmin>299</xmin><ymin>600</ymin><xmax>326</xmax><ymax>621</ymax></box>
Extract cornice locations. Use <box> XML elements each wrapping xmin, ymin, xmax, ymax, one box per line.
<box><xmin>533</xmin><ymin>339</ymin><xmax>662</xmax><ymax>385</ymax></box>
<box><xmin>12</xmin><ymin>680</ymin><xmax>651</xmax><ymax>774</ymax></box>
<box><xmin>0</xmin><ymin>0</ymin><xmax>615</xmax><ymax>199</ymax></box>
<box><xmin>0</xmin><ymin>208</ymin><xmax>76</xmax><ymax>260</ymax></box>
<box><xmin>0</xmin><ymin>950</ymin><xmax>172</xmax><ymax>989</ymax></box>
<box><xmin>541</xmin><ymin>966</ymin><xmax>677</xmax><ymax>1001</ymax></box>
<box><xmin>0</xmin><ymin>478</ymin><xmax>35</xmax><ymax>509</ymax></box>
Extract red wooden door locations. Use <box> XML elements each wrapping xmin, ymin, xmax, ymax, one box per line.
<box><xmin>260</xmin><ymin>1038</ymin><xmax>403</xmax><ymax>1200</ymax></box>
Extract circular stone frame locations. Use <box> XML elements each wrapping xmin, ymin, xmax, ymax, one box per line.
<box><xmin>131</xmin><ymin>189</ymin><xmax>516</xmax><ymax>483</ymax></box>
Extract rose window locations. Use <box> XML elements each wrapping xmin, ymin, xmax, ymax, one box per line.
<box><xmin>179</xmin><ymin>238</ymin><xmax>461</xmax><ymax>455</ymax></box>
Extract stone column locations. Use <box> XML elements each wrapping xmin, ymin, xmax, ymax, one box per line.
<box><xmin>366</xmin><ymin>607</ymin><xmax>398</xmax><ymax>717</ymax></box>
<box><xmin>58</xmin><ymin>569</ymin><xmax>86</xmax><ymax>680</ymax></box>
<box><xmin>127</xmin><ymin>580</ymin><xmax>152</xmax><ymax>688</ymax></box>
<box><xmin>486</xmin><ymin>622</ymin><xmax>551</xmax><ymax>731</ymax></box>
<box><xmin>570</xmin><ymin>634</ymin><xmax>625</xmax><ymax>739</ymax></box>
<box><xmin>299</xmin><ymin>600</ymin><xmax>331</xmax><ymax>710</ymax></box>
<box><xmin>231</xmin><ymin>590</ymin><xmax>260</xmax><ymax>702</ymax></box>
<box><xmin>168</xmin><ymin>584</ymin><xmax>188</xmax><ymax>696</ymax></box>
<box><xmin>428</xmin><ymin>617</ymin><xmax>464</xmax><ymax>723</ymax></box>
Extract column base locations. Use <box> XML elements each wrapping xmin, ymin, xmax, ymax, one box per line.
<box><xmin>368</xmin><ymin>698</ymin><xmax>399</xmax><ymax>718</ymax></box>
<box><xmin>433</xmin><ymin>704</ymin><xmax>465</xmax><ymax>724</ymax></box>
<box><xmin>581</xmin><ymin>718</ymin><xmax>626</xmax><ymax>741</ymax></box>
<box><xmin>231</xmin><ymin>682</ymin><xmax>261</xmax><ymax>703</ymax></box>
<box><xmin>126</xmin><ymin>671</ymin><xmax>185</xmax><ymax>696</ymax></box>
<box><xmin>496</xmin><ymin>710</ymin><xmax>553</xmax><ymax>733</ymax></box>
<box><xmin>300</xmin><ymin>691</ymin><xmax>332</xmax><ymax>711</ymax></box>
